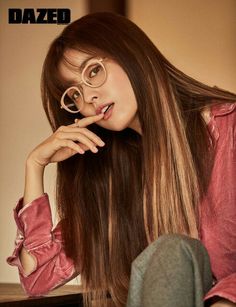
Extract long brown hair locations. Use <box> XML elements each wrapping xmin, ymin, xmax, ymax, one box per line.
<box><xmin>41</xmin><ymin>12</ymin><xmax>236</xmax><ymax>307</ymax></box>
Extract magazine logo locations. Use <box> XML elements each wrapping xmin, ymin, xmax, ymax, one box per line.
<box><xmin>8</xmin><ymin>8</ymin><xmax>71</xmax><ymax>24</ymax></box>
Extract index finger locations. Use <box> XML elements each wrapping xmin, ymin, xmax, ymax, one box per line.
<box><xmin>71</xmin><ymin>113</ymin><xmax>104</xmax><ymax>128</ymax></box>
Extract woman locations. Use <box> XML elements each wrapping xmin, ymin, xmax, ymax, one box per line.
<box><xmin>7</xmin><ymin>12</ymin><xmax>236</xmax><ymax>307</ymax></box>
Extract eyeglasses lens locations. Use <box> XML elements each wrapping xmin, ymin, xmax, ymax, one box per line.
<box><xmin>83</xmin><ymin>62</ymin><xmax>106</xmax><ymax>87</ymax></box>
<box><xmin>64</xmin><ymin>88</ymin><xmax>83</xmax><ymax>112</ymax></box>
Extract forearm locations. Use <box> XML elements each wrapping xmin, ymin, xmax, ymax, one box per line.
<box><xmin>23</xmin><ymin>158</ymin><xmax>45</xmax><ymax>206</ymax></box>
<box><xmin>9</xmin><ymin>115</ymin><xmax>103</xmax><ymax>287</ymax></box>
<box><xmin>21</xmin><ymin>158</ymin><xmax>46</xmax><ymax>273</ymax></box>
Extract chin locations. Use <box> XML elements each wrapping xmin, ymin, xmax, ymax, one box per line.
<box><xmin>112</xmin><ymin>113</ymin><xmax>137</xmax><ymax>131</ymax></box>
<box><xmin>98</xmin><ymin>120</ymin><xmax>130</xmax><ymax>132</ymax></box>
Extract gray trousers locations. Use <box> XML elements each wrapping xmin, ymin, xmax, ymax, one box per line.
<box><xmin>126</xmin><ymin>234</ymin><xmax>213</xmax><ymax>307</ymax></box>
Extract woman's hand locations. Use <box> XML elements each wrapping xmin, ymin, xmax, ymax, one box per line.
<box><xmin>27</xmin><ymin>113</ymin><xmax>105</xmax><ymax>167</ymax></box>
<box><xmin>210</xmin><ymin>299</ymin><xmax>236</xmax><ymax>306</ymax></box>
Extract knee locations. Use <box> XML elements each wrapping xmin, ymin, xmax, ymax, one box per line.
<box><xmin>143</xmin><ymin>235</ymin><xmax>212</xmax><ymax>296</ymax></box>
<box><xmin>156</xmin><ymin>234</ymin><xmax>202</xmax><ymax>250</ymax></box>
<box><xmin>132</xmin><ymin>234</ymin><xmax>208</xmax><ymax>273</ymax></box>
<box><xmin>153</xmin><ymin>234</ymin><xmax>208</xmax><ymax>260</ymax></box>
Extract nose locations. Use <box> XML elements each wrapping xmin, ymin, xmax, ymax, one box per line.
<box><xmin>82</xmin><ymin>85</ymin><xmax>100</xmax><ymax>105</ymax></box>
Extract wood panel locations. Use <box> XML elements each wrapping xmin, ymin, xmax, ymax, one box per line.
<box><xmin>0</xmin><ymin>283</ymin><xmax>83</xmax><ymax>306</ymax></box>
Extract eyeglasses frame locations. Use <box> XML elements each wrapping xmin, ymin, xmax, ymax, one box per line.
<box><xmin>60</xmin><ymin>57</ymin><xmax>107</xmax><ymax>114</ymax></box>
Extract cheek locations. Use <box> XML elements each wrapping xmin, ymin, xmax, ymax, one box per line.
<box><xmin>108</xmin><ymin>67</ymin><xmax>130</xmax><ymax>91</ymax></box>
<box><xmin>107</xmin><ymin>69</ymin><xmax>136</xmax><ymax>106</ymax></box>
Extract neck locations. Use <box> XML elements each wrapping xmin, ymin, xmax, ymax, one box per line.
<box><xmin>128</xmin><ymin>114</ymin><xmax>142</xmax><ymax>135</ymax></box>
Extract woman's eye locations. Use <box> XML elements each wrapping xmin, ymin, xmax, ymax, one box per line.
<box><xmin>89</xmin><ymin>65</ymin><xmax>101</xmax><ymax>78</ymax></box>
<box><xmin>72</xmin><ymin>91</ymin><xmax>80</xmax><ymax>101</ymax></box>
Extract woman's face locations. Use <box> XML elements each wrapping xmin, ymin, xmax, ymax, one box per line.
<box><xmin>59</xmin><ymin>49</ymin><xmax>141</xmax><ymax>133</ymax></box>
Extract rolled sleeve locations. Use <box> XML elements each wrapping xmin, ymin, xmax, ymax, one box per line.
<box><xmin>7</xmin><ymin>194</ymin><xmax>77</xmax><ymax>296</ymax></box>
<box><xmin>7</xmin><ymin>194</ymin><xmax>58</xmax><ymax>275</ymax></box>
<box><xmin>204</xmin><ymin>273</ymin><xmax>236</xmax><ymax>303</ymax></box>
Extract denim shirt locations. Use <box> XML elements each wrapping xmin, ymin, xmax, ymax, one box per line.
<box><xmin>7</xmin><ymin>102</ymin><xmax>236</xmax><ymax>303</ymax></box>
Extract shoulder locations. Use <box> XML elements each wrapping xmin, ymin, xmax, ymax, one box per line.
<box><xmin>211</xmin><ymin>101</ymin><xmax>236</xmax><ymax>118</ymax></box>
<box><xmin>201</xmin><ymin>101</ymin><xmax>236</xmax><ymax>125</ymax></box>
<box><xmin>206</xmin><ymin>101</ymin><xmax>236</xmax><ymax>144</ymax></box>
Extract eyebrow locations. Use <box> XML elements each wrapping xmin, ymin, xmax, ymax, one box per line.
<box><xmin>63</xmin><ymin>55</ymin><xmax>95</xmax><ymax>87</ymax></box>
<box><xmin>78</xmin><ymin>55</ymin><xmax>95</xmax><ymax>72</ymax></box>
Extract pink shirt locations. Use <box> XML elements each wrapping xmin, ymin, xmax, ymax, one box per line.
<box><xmin>7</xmin><ymin>102</ymin><xmax>236</xmax><ymax>303</ymax></box>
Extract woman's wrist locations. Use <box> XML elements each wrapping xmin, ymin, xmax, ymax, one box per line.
<box><xmin>26</xmin><ymin>154</ymin><xmax>46</xmax><ymax>171</ymax></box>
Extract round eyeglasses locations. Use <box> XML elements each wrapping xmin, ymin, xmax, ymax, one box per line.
<box><xmin>60</xmin><ymin>58</ymin><xmax>107</xmax><ymax>113</ymax></box>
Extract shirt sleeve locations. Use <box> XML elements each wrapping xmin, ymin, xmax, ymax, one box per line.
<box><xmin>204</xmin><ymin>274</ymin><xmax>236</xmax><ymax>303</ymax></box>
<box><xmin>6</xmin><ymin>193</ymin><xmax>78</xmax><ymax>297</ymax></box>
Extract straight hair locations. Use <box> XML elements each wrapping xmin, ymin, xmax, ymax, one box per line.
<box><xmin>41</xmin><ymin>12</ymin><xmax>236</xmax><ymax>307</ymax></box>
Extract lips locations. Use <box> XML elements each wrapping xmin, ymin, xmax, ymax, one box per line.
<box><xmin>96</xmin><ymin>103</ymin><xmax>115</xmax><ymax>115</ymax></box>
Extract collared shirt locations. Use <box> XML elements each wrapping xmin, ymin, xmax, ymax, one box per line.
<box><xmin>7</xmin><ymin>102</ymin><xmax>236</xmax><ymax>302</ymax></box>
<box><xmin>201</xmin><ymin>102</ymin><xmax>236</xmax><ymax>302</ymax></box>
